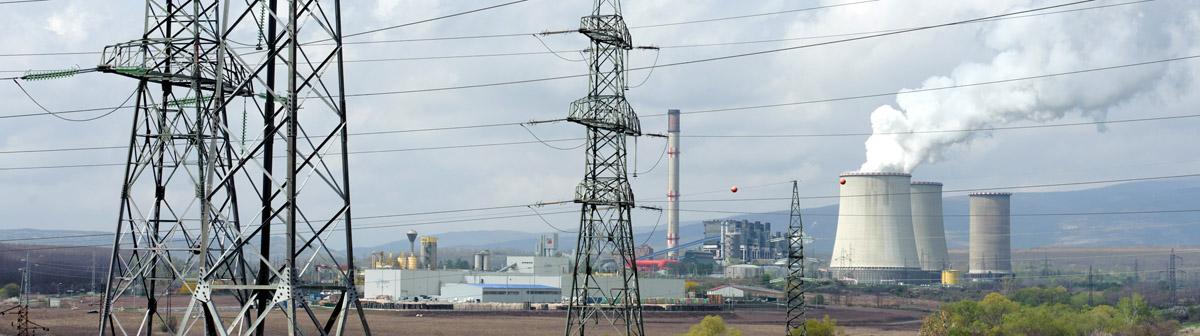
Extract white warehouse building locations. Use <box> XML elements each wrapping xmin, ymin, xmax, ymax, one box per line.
<box><xmin>440</xmin><ymin>283</ymin><xmax>561</xmax><ymax>303</ymax></box>
<box><xmin>363</xmin><ymin>269</ymin><xmax>466</xmax><ymax>300</ymax></box>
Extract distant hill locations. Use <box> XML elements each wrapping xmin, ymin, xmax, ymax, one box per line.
<box><xmin>357</xmin><ymin>177</ymin><xmax>1200</xmax><ymax>256</ymax></box>
<box><xmin>7</xmin><ymin>177</ymin><xmax>1199</xmax><ymax>259</ymax></box>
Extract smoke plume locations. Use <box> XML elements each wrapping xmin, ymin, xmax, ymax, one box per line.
<box><xmin>860</xmin><ymin>2</ymin><xmax>1198</xmax><ymax>173</ymax></box>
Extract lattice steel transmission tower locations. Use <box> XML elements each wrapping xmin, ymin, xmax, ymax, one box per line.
<box><xmin>97</xmin><ymin>1</ymin><xmax>369</xmax><ymax>335</ymax></box>
<box><xmin>563</xmin><ymin>0</ymin><xmax>645</xmax><ymax>335</ymax></box>
<box><xmin>786</xmin><ymin>181</ymin><xmax>807</xmax><ymax>335</ymax></box>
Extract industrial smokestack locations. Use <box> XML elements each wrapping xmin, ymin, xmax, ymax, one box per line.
<box><xmin>666</xmin><ymin>109</ymin><xmax>681</xmax><ymax>259</ymax></box>
<box><xmin>911</xmin><ymin>181</ymin><xmax>949</xmax><ymax>279</ymax></box>
<box><xmin>830</xmin><ymin>172</ymin><xmax>922</xmax><ymax>283</ymax></box>
<box><xmin>969</xmin><ymin>192</ymin><xmax>1012</xmax><ymax>277</ymax></box>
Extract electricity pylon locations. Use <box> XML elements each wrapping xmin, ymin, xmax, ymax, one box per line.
<box><xmin>97</xmin><ymin>1</ymin><xmax>369</xmax><ymax>335</ymax></box>
<box><xmin>563</xmin><ymin>0</ymin><xmax>645</xmax><ymax>335</ymax></box>
<box><xmin>786</xmin><ymin>181</ymin><xmax>806</xmax><ymax>335</ymax></box>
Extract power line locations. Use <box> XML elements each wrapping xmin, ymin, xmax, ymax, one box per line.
<box><xmin>644</xmin><ymin>172</ymin><xmax>1200</xmax><ymax>203</ymax></box>
<box><xmin>627</xmin><ymin>0</ymin><xmax>879</xmax><ymax>29</ymax></box>
<box><xmin>0</xmin><ymin>0</ymin><xmax>50</xmax><ymax>4</ymax></box>
<box><xmin>335</xmin><ymin>0</ymin><xmax>1098</xmax><ymax>97</ymax></box>
<box><xmin>0</xmin><ymin>3</ymin><xmax>1170</xmax><ymax>122</ymax></box>
<box><xmin>339</xmin><ymin>0</ymin><xmax>530</xmax><ymax>40</ymax></box>
<box><xmin>0</xmin><ymin>0</ymin><xmax>1144</xmax><ymax>60</ymax></box>
<box><xmin>644</xmin><ymin>54</ymin><xmax>1200</xmax><ymax>118</ymax></box>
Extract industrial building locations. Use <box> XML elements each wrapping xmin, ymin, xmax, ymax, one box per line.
<box><xmin>829</xmin><ymin>172</ymin><xmax>926</xmax><ymax>284</ymax></box>
<box><xmin>706</xmin><ymin>285</ymin><xmax>783</xmax><ymax>301</ymax></box>
<box><xmin>968</xmin><ymin>192</ymin><xmax>1013</xmax><ymax>278</ymax></box>
<box><xmin>364</xmin><ymin>254</ymin><xmax>686</xmax><ymax>303</ymax></box>
<box><xmin>439</xmin><ymin>283</ymin><xmax>561</xmax><ymax>303</ymax></box>
<box><xmin>536</xmin><ymin>233</ymin><xmax>560</xmax><ymax>257</ymax></box>
<box><xmin>362</xmin><ymin>269</ymin><xmax>467</xmax><ymax>300</ymax></box>
<box><xmin>701</xmin><ymin>219</ymin><xmax>786</xmax><ymax>263</ymax></box>
<box><xmin>911</xmin><ymin>181</ymin><xmax>950</xmax><ymax>280</ymax></box>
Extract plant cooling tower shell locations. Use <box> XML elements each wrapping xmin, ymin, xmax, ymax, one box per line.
<box><xmin>969</xmin><ymin>192</ymin><xmax>1012</xmax><ymax>275</ymax></box>
<box><xmin>830</xmin><ymin>172</ymin><xmax>924</xmax><ymax>283</ymax></box>
<box><xmin>910</xmin><ymin>181</ymin><xmax>949</xmax><ymax>272</ymax></box>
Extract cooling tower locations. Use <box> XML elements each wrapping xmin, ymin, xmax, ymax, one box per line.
<box><xmin>830</xmin><ymin>172</ymin><xmax>923</xmax><ymax>283</ymax></box>
<box><xmin>911</xmin><ymin>181</ymin><xmax>949</xmax><ymax>277</ymax></box>
<box><xmin>968</xmin><ymin>192</ymin><xmax>1012</xmax><ymax>276</ymax></box>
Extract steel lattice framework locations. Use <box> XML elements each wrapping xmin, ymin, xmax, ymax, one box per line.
<box><xmin>786</xmin><ymin>181</ymin><xmax>807</xmax><ymax>335</ymax></box>
<box><xmin>563</xmin><ymin>0</ymin><xmax>645</xmax><ymax>335</ymax></box>
<box><xmin>97</xmin><ymin>1</ymin><xmax>370</xmax><ymax>335</ymax></box>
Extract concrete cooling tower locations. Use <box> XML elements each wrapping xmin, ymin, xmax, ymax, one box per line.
<box><xmin>830</xmin><ymin>172</ymin><xmax>923</xmax><ymax>283</ymax></box>
<box><xmin>968</xmin><ymin>192</ymin><xmax>1012</xmax><ymax>277</ymax></box>
<box><xmin>911</xmin><ymin>181</ymin><xmax>949</xmax><ymax>280</ymax></box>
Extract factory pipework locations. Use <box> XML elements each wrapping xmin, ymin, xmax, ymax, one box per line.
<box><xmin>666</xmin><ymin>109</ymin><xmax>681</xmax><ymax>259</ymax></box>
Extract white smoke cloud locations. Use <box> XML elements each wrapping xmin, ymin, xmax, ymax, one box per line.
<box><xmin>860</xmin><ymin>1</ymin><xmax>1198</xmax><ymax>173</ymax></box>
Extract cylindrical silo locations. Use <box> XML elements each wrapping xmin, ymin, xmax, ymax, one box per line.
<box><xmin>421</xmin><ymin>236</ymin><xmax>439</xmax><ymax>270</ymax></box>
<box><xmin>830</xmin><ymin>172</ymin><xmax>923</xmax><ymax>283</ymax></box>
<box><xmin>911</xmin><ymin>181</ymin><xmax>949</xmax><ymax>279</ymax></box>
<box><xmin>968</xmin><ymin>192</ymin><xmax>1012</xmax><ymax>277</ymax></box>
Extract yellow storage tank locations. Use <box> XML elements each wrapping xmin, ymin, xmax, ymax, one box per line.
<box><xmin>406</xmin><ymin>255</ymin><xmax>418</xmax><ymax>270</ymax></box>
<box><xmin>941</xmin><ymin>270</ymin><xmax>960</xmax><ymax>286</ymax></box>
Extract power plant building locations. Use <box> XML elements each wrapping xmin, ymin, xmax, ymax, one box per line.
<box><xmin>702</xmin><ymin>219</ymin><xmax>784</xmax><ymax>262</ymax></box>
<box><xmin>910</xmin><ymin>181</ymin><xmax>949</xmax><ymax>277</ymax></box>
<box><xmin>829</xmin><ymin>172</ymin><xmax>924</xmax><ymax>283</ymax></box>
<box><xmin>968</xmin><ymin>192</ymin><xmax>1013</xmax><ymax>277</ymax></box>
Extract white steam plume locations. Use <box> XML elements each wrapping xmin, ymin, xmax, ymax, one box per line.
<box><xmin>860</xmin><ymin>1</ymin><xmax>1198</xmax><ymax>173</ymax></box>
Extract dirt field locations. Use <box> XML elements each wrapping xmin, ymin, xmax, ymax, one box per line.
<box><xmin>1</xmin><ymin>305</ymin><xmax>923</xmax><ymax>335</ymax></box>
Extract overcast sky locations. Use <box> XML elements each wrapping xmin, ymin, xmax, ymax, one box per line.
<box><xmin>0</xmin><ymin>0</ymin><xmax>1197</xmax><ymax>247</ymax></box>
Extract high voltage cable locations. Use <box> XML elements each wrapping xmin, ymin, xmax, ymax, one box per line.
<box><xmin>0</xmin><ymin>4</ymin><xmax>1172</xmax><ymax>121</ymax></box>
<box><xmin>337</xmin><ymin>0</ymin><xmax>530</xmax><ymax>40</ymax></box>
<box><xmin>1</xmin><ymin>104</ymin><xmax>1193</xmax><ymax>158</ymax></box>
<box><xmin>337</xmin><ymin>0</ymin><xmax>1098</xmax><ymax>97</ymax></box>
<box><xmin>628</xmin><ymin>0</ymin><xmax>879</xmax><ymax>29</ymax></box>
<box><xmin>0</xmin><ymin>0</ymin><xmax>50</xmax><ymax>4</ymax></box>
<box><xmin>644</xmin><ymin>173</ymin><xmax>1200</xmax><ymax>203</ymax></box>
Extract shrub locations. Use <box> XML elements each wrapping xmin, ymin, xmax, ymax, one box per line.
<box><xmin>682</xmin><ymin>315</ymin><xmax>742</xmax><ymax>336</ymax></box>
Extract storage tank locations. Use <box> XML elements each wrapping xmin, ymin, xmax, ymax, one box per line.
<box><xmin>420</xmin><ymin>236</ymin><xmax>439</xmax><ymax>270</ymax></box>
<box><xmin>474</xmin><ymin>250</ymin><xmax>491</xmax><ymax>271</ymax></box>
<box><xmin>911</xmin><ymin>181</ymin><xmax>949</xmax><ymax>279</ymax></box>
<box><xmin>829</xmin><ymin>172</ymin><xmax>923</xmax><ymax>283</ymax></box>
<box><xmin>968</xmin><ymin>192</ymin><xmax>1012</xmax><ymax>277</ymax></box>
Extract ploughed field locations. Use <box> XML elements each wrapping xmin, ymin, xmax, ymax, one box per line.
<box><xmin>2</xmin><ymin>305</ymin><xmax>923</xmax><ymax>335</ymax></box>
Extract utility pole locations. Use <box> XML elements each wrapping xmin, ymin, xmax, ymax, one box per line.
<box><xmin>786</xmin><ymin>181</ymin><xmax>806</xmax><ymax>336</ymax></box>
<box><xmin>1087</xmin><ymin>264</ymin><xmax>1094</xmax><ymax>306</ymax></box>
<box><xmin>0</xmin><ymin>252</ymin><xmax>49</xmax><ymax>336</ymax></box>
<box><xmin>562</xmin><ymin>0</ymin><xmax>645</xmax><ymax>335</ymax></box>
<box><xmin>1169</xmin><ymin>249</ymin><xmax>1182</xmax><ymax>306</ymax></box>
<box><xmin>96</xmin><ymin>1</ymin><xmax>369</xmax><ymax>335</ymax></box>
<box><xmin>1133</xmin><ymin>259</ymin><xmax>1139</xmax><ymax>284</ymax></box>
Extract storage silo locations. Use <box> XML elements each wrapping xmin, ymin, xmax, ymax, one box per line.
<box><xmin>830</xmin><ymin>172</ymin><xmax>923</xmax><ymax>283</ymax></box>
<box><xmin>911</xmin><ymin>181</ymin><xmax>949</xmax><ymax>280</ymax></box>
<box><xmin>421</xmin><ymin>236</ymin><xmax>439</xmax><ymax>270</ymax></box>
<box><xmin>474</xmin><ymin>250</ymin><xmax>492</xmax><ymax>271</ymax></box>
<box><xmin>968</xmin><ymin>192</ymin><xmax>1012</xmax><ymax>277</ymax></box>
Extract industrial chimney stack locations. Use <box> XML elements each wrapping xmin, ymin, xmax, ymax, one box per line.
<box><xmin>666</xmin><ymin>109</ymin><xmax>681</xmax><ymax>259</ymax></box>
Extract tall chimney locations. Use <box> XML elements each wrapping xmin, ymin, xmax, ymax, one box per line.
<box><xmin>666</xmin><ymin>109</ymin><xmax>681</xmax><ymax>259</ymax></box>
